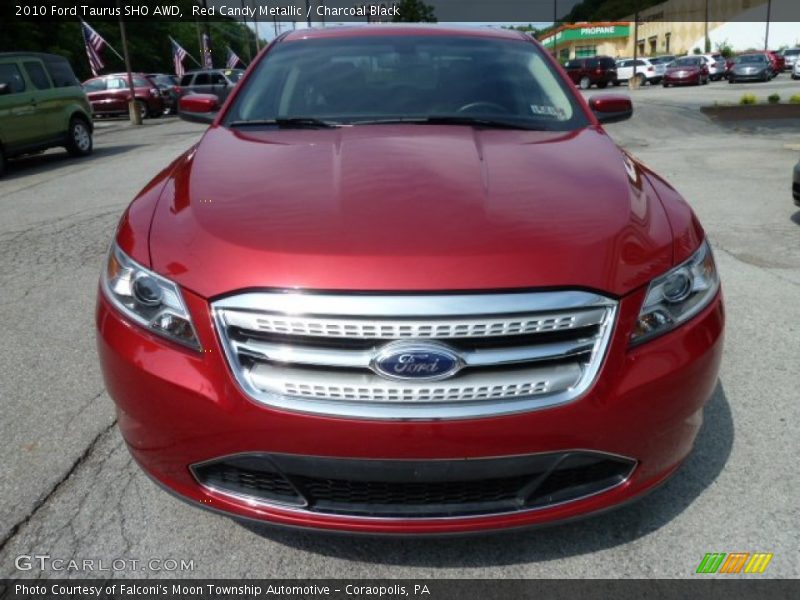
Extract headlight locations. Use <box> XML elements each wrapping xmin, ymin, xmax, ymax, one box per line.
<box><xmin>631</xmin><ymin>240</ymin><xmax>720</xmax><ymax>345</ymax></box>
<box><xmin>101</xmin><ymin>243</ymin><xmax>200</xmax><ymax>350</ymax></box>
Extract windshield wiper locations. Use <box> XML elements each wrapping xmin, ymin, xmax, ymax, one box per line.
<box><xmin>351</xmin><ymin>116</ymin><xmax>546</xmax><ymax>130</ymax></box>
<box><xmin>228</xmin><ymin>117</ymin><xmax>340</xmax><ymax>129</ymax></box>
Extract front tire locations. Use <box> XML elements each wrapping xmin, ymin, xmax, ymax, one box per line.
<box><xmin>579</xmin><ymin>76</ymin><xmax>591</xmax><ymax>90</ymax></box>
<box><xmin>0</xmin><ymin>148</ymin><xmax>6</xmax><ymax>178</ymax></box>
<box><xmin>597</xmin><ymin>81</ymin><xmax>608</xmax><ymax>89</ymax></box>
<box><xmin>65</xmin><ymin>117</ymin><xmax>93</xmax><ymax>157</ymax></box>
<box><xmin>135</xmin><ymin>100</ymin><xmax>147</xmax><ymax>121</ymax></box>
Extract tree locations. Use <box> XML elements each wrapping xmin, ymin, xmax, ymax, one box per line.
<box><xmin>392</xmin><ymin>0</ymin><xmax>437</xmax><ymax>23</ymax></box>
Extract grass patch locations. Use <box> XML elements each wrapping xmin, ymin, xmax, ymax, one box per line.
<box><xmin>790</xmin><ymin>94</ymin><xmax>800</xmax><ymax>105</ymax></box>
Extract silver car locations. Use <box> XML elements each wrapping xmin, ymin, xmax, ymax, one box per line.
<box><xmin>793</xmin><ymin>160</ymin><xmax>800</xmax><ymax>207</ymax></box>
<box><xmin>792</xmin><ymin>57</ymin><xmax>800</xmax><ymax>80</ymax></box>
<box><xmin>729</xmin><ymin>54</ymin><xmax>771</xmax><ymax>83</ymax></box>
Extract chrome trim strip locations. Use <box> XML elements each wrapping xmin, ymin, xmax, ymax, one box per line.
<box><xmin>232</xmin><ymin>337</ymin><xmax>596</xmax><ymax>370</ymax></box>
<box><xmin>189</xmin><ymin>450</ymin><xmax>637</xmax><ymax>522</ymax></box>
<box><xmin>248</xmin><ymin>362</ymin><xmax>582</xmax><ymax>403</ymax></box>
<box><xmin>220</xmin><ymin>307</ymin><xmax>607</xmax><ymax>339</ymax></box>
<box><xmin>214</xmin><ymin>290</ymin><xmax>615</xmax><ymax>317</ymax></box>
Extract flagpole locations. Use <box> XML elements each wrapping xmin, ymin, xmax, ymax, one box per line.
<box><xmin>80</xmin><ymin>19</ymin><xmax>126</xmax><ymax>63</ymax></box>
<box><xmin>170</xmin><ymin>36</ymin><xmax>202</xmax><ymax>67</ymax></box>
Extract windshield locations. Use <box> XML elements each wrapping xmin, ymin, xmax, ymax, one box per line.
<box><xmin>673</xmin><ymin>57</ymin><xmax>700</xmax><ymax>67</ymax></box>
<box><xmin>737</xmin><ymin>55</ymin><xmax>765</xmax><ymax>64</ymax></box>
<box><xmin>224</xmin><ymin>35</ymin><xmax>588</xmax><ymax>131</ymax></box>
<box><xmin>224</xmin><ymin>69</ymin><xmax>244</xmax><ymax>82</ymax></box>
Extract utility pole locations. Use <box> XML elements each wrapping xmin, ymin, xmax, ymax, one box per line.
<box><xmin>764</xmin><ymin>0</ymin><xmax>772</xmax><ymax>50</ymax></box>
<box><xmin>116</xmin><ymin>1</ymin><xmax>141</xmax><ymax>125</ymax></box>
<box><xmin>250</xmin><ymin>0</ymin><xmax>261</xmax><ymax>52</ymax></box>
<box><xmin>239</xmin><ymin>0</ymin><xmax>252</xmax><ymax>62</ymax></box>
<box><xmin>305</xmin><ymin>0</ymin><xmax>312</xmax><ymax>27</ymax></box>
<box><xmin>704</xmin><ymin>0</ymin><xmax>709</xmax><ymax>53</ymax></box>
<box><xmin>552</xmin><ymin>0</ymin><xmax>558</xmax><ymax>58</ymax></box>
<box><xmin>201</xmin><ymin>0</ymin><xmax>212</xmax><ymax>67</ymax></box>
<box><xmin>632</xmin><ymin>5</ymin><xmax>639</xmax><ymax>86</ymax></box>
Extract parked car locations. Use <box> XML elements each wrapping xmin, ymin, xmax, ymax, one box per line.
<box><xmin>563</xmin><ymin>56</ymin><xmax>618</xmax><ymax>89</ymax></box>
<box><xmin>793</xmin><ymin>160</ymin><xmax>800</xmax><ymax>207</ymax></box>
<box><xmin>701</xmin><ymin>54</ymin><xmax>726</xmax><ymax>80</ymax></box>
<box><xmin>781</xmin><ymin>48</ymin><xmax>800</xmax><ymax>71</ymax></box>
<box><xmin>662</xmin><ymin>56</ymin><xmax>710</xmax><ymax>86</ymax></box>
<box><xmin>793</xmin><ymin>58</ymin><xmax>800</xmax><ymax>80</ymax></box>
<box><xmin>615</xmin><ymin>58</ymin><xmax>663</xmax><ymax>85</ymax></box>
<box><xmin>765</xmin><ymin>50</ymin><xmax>785</xmax><ymax>75</ymax></box>
<box><xmin>177</xmin><ymin>68</ymin><xmax>244</xmax><ymax>103</ymax></box>
<box><xmin>83</xmin><ymin>73</ymin><xmax>164</xmax><ymax>119</ymax></box>
<box><xmin>728</xmin><ymin>54</ymin><xmax>773</xmax><ymax>83</ymax></box>
<box><xmin>145</xmin><ymin>73</ymin><xmax>179</xmax><ymax>114</ymax></box>
<box><xmin>97</xmin><ymin>26</ymin><xmax>724</xmax><ymax>534</ymax></box>
<box><xmin>0</xmin><ymin>52</ymin><xmax>93</xmax><ymax>176</ymax></box>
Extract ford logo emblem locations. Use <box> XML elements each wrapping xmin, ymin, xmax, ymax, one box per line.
<box><xmin>372</xmin><ymin>342</ymin><xmax>462</xmax><ymax>382</ymax></box>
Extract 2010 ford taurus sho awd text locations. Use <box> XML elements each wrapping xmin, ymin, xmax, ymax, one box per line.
<box><xmin>96</xmin><ymin>26</ymin><xmax>724</xmax><ymax>534</ymax></box>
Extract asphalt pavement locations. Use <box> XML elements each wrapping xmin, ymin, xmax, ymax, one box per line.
<box><xmin>0</xmin><ymin>78</ymin><xmax>798</xmax><ymax>579</ymax></box>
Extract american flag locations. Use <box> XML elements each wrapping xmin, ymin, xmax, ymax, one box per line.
<box><xmin>226</xmin><ymin>47</ymin><xmax>241</xmax><ymax>69</ymax></box>
<box><xmin>171</xmin><ymin>38</ymin><xmax>188</xmax><ymax>78</ymax></box>
<box><xmin>202</xmin><ymin>34</ymin><xmax>213</xmax><ymax>69</ymax></box>
<box><xmin>81</xmin><ymin>20</ymin><xmax>107</xmax><ymax>77</ymax></box>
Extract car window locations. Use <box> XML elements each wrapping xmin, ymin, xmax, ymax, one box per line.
<box><xmin>0</xmin><ymin>63</ymin><xmax>27</xmax><ymax>93</ymax></box>
<box><xmin>106</xmin><ymin>78</ymin><xmax>128</xmax><ymax>89</ymax></box>
<box><xmin>634</xmin><ymin>60</ymin><xmax>646</xmax><ymax>66</ymax></box>
<box><xmin>83</xmin><ymin>78</ymin><xmax>106</xmax><ymax>92</ymax></box>
<box><xmin>674</xmin><ymin>57</ymin><xmax>699</xmax><ymax>66</ymax></box>
<box><xmin>194</xmin><ymin>73</ymin><xmax>211</xmax><ymax>85</ymax></box>
<box><xmin>618</xmin><ymin>60</ymin><xmax>630</xmax><ymax>67</ymax></box>
<box><xmin>23</xmin><ymin>61</ymin><xmax>52</xmax><ymax>89</ymax></box>
<box><xmin>210</xmin><ymin>72</ymin><xmax>227</xmax><ymax>85</ymax></box>
<box><xmin>45</xmin><ymin>59</ymin><xmax>80</xmax><ymax>87</ymax></box>
<box><xmin>179</xmin><ymin>74</ymin><xmax>193</xmax><ymax>86</ymax></box>
<box><xmin>226</xmin><ymin>35</ymin><xmax>588</xmax><ymax>131</ymax></box>
<box><xmin>132</xmin><ymin>76</ymin><xmax>150</xmax><ymax>87</ymax></box>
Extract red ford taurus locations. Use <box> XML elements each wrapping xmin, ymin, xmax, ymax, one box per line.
<box><xmin>96</xmin><ymin>26</ymin><xmax>723</xmax><ymax>534</ymax></box>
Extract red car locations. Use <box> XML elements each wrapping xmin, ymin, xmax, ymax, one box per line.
<box><xmin>82</xmin><ymin>72</ymin><xmax>164</xmax><ymax>119</ymax></box>
<box><xmin>97</xmin><ymin>26</ymin><xmax>723</xmax><ymax>534</ymax></box>
<box><xmin>662</xmin><ymin>56</ymin><xmax>710</xmax><ymax>86</ymax></box>
<box><xmin>765</xmin><ymin>51</ymin><xmax>784</xmax><ymax>75</ymax></box>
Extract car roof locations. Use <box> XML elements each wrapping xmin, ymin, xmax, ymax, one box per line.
<box><xmin>0</xmin><ymin>51</ymin><xmax>69</xmax><ymax>62</ymax></box>
<box><xmin>281</xmin><ymin>24</ymin><xmax>529</xmax><ymax>43</ymax></box>
<box><xmin>182</xmin><ymin>68</ymin><xmax>243</xmax><ymax>75</ymax></box>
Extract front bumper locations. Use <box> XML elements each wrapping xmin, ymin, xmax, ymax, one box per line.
<box><xmin>96</xmin><ymin>287</ymin><xmax>724</xmax><ymax>534</ymax></box>
<box><xmin>664</xmin><ymin>73</ymin><xmax>701</xmax><ymax>85</ymax></box>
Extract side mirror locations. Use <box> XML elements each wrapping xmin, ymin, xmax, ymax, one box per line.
<box><xmin>178</xmin><ymin>93</ymin><xmax>219</xmax><ymax>124</ymax></box>
<box><xmin>589</xmin><ymin>94</ymin><xmax>633</xmax><ymax>124</ymax></box>
<box><xmin>0</xmin><ymin>83</ymin><xmax>10</xmax><ymax>96</ymax></box>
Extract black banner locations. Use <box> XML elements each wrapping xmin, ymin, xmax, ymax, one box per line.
<box><xmin>1</xmin><ymin>580</ymin><xmax>799</xmax><ymax>600</ymax></box>
<box><xmin>4</xmin><ymin>0</ymin><xmax>800</xmax><ymax>23</ymax></box>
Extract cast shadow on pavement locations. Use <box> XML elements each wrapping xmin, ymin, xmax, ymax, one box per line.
<box><xmin>237</xmin><ymin>381</ymin><xmax>733</xmax><ymax>567</ymax></box>
<box><xmin>0</xmin><ymin>144</ymin><xmax>144</xmax><ymax>182</ymax></box>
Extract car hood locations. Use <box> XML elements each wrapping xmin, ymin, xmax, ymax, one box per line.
<box><xmin>149</xmin><ymin>124</ymin><xmax>674</xmax><ymax>297</ymax></box>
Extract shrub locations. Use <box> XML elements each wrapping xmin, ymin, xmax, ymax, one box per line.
<box><xmin>693</xmin><ymin>47</ymin><xmax>702</xmax><ymax>55</ymax></box>
<box><xmin>739</xmin><ymin>94</ymin><xmax>757</xmax><ymax>105</ymax></box>
<box><xmin>767</xmin><ymin>93</ymin><xmax>781</xmax><ymax>104</ymax></box>
<box><xmin>789</xmin><ymin>94</ymin><xmax>800</xmax><ymax>104</ymax></box>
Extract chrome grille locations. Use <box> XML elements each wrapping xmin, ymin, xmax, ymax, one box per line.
<box><xmin>213</xmin><ymin>291</ymin><xmax>617</xmax><ymax>419</ymax></box>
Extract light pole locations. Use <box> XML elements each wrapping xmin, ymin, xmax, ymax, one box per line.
<box><xmin>764</xmin><ymin>0</ymin><xmax>772</xmax><ymax>50</ymax></box>
<box><xmin>116</xmin><ymin>1</ymin><xmax>141</xmax><ymax>125</ymax></box>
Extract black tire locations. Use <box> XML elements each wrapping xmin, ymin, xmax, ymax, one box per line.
<box><xmin>613</xmin><ymin>80</ymin><xmax>622</xmax><ymax>87</ymax></box>
<box><xmin>636</xmin><ymin>73</ymin><xmax>646</xmax><ymax>86</ymax></box>
<box><xmin>579</xmin><ymin>76</ymin><xmax>591</xmax><ymax>90</ymax></box>
<box><xmin>65</xmin><ymin>117</ymin><xmax>93</xmax><ymax>157</ymax></box>
<box><xmin>728</xmin><ymin>77</ymin><xmax>735</xmax><ymax>84</ymax></box>
<box><xmin>597</xmin><ymin>81</ymin><xmax>608</xmax><ymax>89</ymax></box>
<box><xmin>0</xmin><ymin>148</ymin><xmax>5</xmax><ymax>178</ymax></box>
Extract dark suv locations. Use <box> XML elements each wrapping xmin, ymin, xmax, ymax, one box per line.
<box><xmin>564</xmin><ymin>56</ymin><xmax>618</xmax><ymax>89</ymax></box>
<box><xmin>178</xmin><ymin>69</ymin><xmax>244</xmax><ymax>104</ymax></box>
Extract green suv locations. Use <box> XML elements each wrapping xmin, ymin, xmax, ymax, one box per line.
<box><xmin>0</xmin><ymin>52</ymin><xmax>94</xmax><ymax>176</ymax></box>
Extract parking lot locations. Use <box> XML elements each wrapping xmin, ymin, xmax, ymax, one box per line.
<box><xmin>0</xmin><ymin>78</ymin><xmax>798</xmax><ymax>578</ymax></box>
